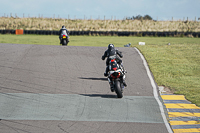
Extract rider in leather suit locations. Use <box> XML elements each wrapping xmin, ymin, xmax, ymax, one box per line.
<box><xmin>102</xmin><ymin>44</ymin><xmax>127</xmax><ymax>88</ymax></box>
<box><xmin>59</xmin><ymin>25</ymin><xmax>69</xmax><ymax>44</ymax></box>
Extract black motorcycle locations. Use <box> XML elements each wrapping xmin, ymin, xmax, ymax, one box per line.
<box><xmin>61</xmin><ymin>34</ymin><xmax>69</xmax><ymax>46</ymax></box>
<box><xmin>108</xmin><ymin>59</ymin><xmax>126</xmax><ymax>98</ymax></box>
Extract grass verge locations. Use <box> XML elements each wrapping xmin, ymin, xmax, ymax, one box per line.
<box><xmin>137</xmin><ymin>43</ymin><xmax>200</xmax><ymax>106</ymax></box>
<box><xmin>0</xmin><ymin>34</ymin><xmax>200</xmax><ymax>106</ymax></box>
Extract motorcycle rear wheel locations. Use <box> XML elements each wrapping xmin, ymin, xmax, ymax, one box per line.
<box><xmin>114</xmin><ymin>80</ymin><xmax>123</xmax><ymax>98</ymax></box>
<box><xmin>62</xmin><ymin>40</ymin><xmax>68</xmax><ymax>46</ymax></box>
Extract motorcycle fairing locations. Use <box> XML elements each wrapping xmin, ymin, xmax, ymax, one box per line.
<box><xmin>109</xmin><ymin>59</ymin><xmax>119</xmax><ymax>71</ymax></box>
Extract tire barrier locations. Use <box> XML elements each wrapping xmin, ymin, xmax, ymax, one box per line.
<box><xmin>0</xmin><ymin>30</ymin><xmax>199</xmax><ymax>37</ymax></box>
<box><xmin>0</xmin><ymin>30</ymin><xmax>15</xmax><ymax>34</ymax></box>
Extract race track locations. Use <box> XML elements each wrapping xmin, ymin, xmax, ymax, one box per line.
<box><xmin>0</xmin><ymin>43</ymin><xmax>171</xmax><ymax>133</ymax></box>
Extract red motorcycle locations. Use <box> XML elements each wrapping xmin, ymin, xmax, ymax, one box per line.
<box><xmin>108</xmin><ymin>59</ymin><xmax>126</xmax><ymax>98</ymax></box>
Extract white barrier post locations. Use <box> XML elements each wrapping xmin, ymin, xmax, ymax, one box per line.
<box><xmin>139</xmin><ymin>42</ymin><xmax>145</xmax><ymax>45</ymax></box>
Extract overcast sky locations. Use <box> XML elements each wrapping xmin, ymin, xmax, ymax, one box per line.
<box><xmin>0</xmin><ymin>0</ymin><xmax>199</xmax><ymax>20</ymax></box>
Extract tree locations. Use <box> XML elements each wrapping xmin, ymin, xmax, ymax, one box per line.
<box><xmin>135</xmin><ymin>15</ymin><xmax>143</xmax><ymax>20</ymax></box>
<box><xmin>143</xmin><ymin>15</ymin><xmax>152</xmax><ymax>20</ymax></box>
<box><xmin>126</xmin><ymin>15</ymin><xmax>153</xmax><ymax>20</ymax></box>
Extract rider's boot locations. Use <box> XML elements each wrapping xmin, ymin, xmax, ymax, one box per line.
<box><xmin>104</xmin><ymin>66</ymin><xmax>109</xmax><ymax>77</ymax></box>
<box><xmin>108</xmin><ymin>78</ymin><xmax>114</xmax><ymax>92</ymax></box>
<box><xmin>110</xmin><ymin>83</ymin><xmax>114</xmax><ymax>92</ymax></box>
<box><xmin>123</xmin><ymin>80</ymin><xmax>127</xmax><ymax>87</ymax></box>
<box><xmin>104</xmin><ymin>72</ymin><xmax>108</xmax><ymax>77</ymax></box>
<box><xmin>122</xmin><ymin>75</ymin><xmax>127</xmax><ymax>87</ymax></box>
<box><xmin>59</xmin><ymin>38</ymin><xmax>62</xmax><ymax>44</ymax></box>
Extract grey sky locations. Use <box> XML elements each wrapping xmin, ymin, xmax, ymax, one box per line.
<box><xmin>0</xmin><ymin>0</ymin><xmax>199</xmax><ymax>20</ymax></box>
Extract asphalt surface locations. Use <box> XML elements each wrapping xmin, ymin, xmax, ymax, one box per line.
<box><xmin>0</xmin><ymin>43</ymin><xmax>170</xmax><ymax>133</ymax></box>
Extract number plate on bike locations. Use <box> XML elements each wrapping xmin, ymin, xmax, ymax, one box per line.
<box><xmin>63</xmin><ymin>36</ymin><xmax>66</xmax><ymax>39</ymax></box>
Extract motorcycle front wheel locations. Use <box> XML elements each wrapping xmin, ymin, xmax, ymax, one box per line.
<box><xmin>114</xmin><ymin>80</ymin><xmax>123</xmax><ymax>98</ymax></box>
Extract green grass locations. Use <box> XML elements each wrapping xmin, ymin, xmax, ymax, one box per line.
<box><xmin>137</xmin><ymin>43</ymin><xmax>200</xmax><ymax>106</ymax></box>
<box><xmin>0</xmin><ymin>34</ymin><xmax>199</xmax><ymax>46</ymax></box>
<box><xmin>0</xmin><ymin>34</ymin><xmax>59</xmax><ymax>45</ymax></box>
<box><xmin>0</xmin><ymin>34</ymin><xmax>200</xmax><ymax>106</ymax></box>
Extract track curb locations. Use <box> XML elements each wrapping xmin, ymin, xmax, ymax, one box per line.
<box><xmin>161</xmin><ymin>94</ymin><xmax>200</xmax><ymax>133</ymax></box>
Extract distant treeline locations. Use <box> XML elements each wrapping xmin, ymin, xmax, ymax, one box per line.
<box><xmin>126</xmin><ymin>15</ymin><xmax>153</xmax><ymax>20</ymax></box>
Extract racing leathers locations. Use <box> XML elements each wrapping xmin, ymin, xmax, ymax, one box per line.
<box><xmin>59</xmin><ymin>27</ymin><xmax>69</xmax><ymax>44</ymax></box>
<box><xmin>102</xmin><ymin>44</ymin><xmax>127</xmax><ymax>87</ymax></box>
<box><xmin>102</xmin><ymin>48</ymin><xmax>123</xmax><ymax>76</ymax></box>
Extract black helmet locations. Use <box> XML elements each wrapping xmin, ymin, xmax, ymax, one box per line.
<box><xmin>62</xmin><ymin>25</ymin><xmax>65</xmax><ymax>28</ymax></box>
<box><xmin>108</xmin><ymin>44</ymin><xmax>114</xmax><ymax>50</ymax></box>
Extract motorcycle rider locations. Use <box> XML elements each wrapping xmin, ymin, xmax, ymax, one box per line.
<box><xmin>102</xmin><ymin>44</ymin><xmax>127</xmax><ymax>88</ymax></box>
<box><xmin>59</xmin><ymin>25</ymin><xmax>69</xmax><ymax>44</ymax></box>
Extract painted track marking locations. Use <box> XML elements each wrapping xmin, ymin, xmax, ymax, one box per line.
<box><xmin>161</xmin><ymin>94</ymin><xmax>200</xmax><ymax>133</ymax></box>
<box><xmin>134</xmin><ymin>47</ymin><xmax>173</xmax><ymax>133</ymax></box>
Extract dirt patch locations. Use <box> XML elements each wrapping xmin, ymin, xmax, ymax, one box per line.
<box><xmin>159</xmin><ymin>86</ymin><xmax>174</xmax><ymax>95</ymax></box>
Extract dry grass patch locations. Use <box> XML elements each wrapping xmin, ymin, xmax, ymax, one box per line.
<box><xmin>1</xmin><ymin>17</ymin><xmax>200</xmax><ymax>32</ymax></box>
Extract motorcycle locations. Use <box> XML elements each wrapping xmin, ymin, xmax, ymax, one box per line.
<box><xmin>61</xmin><ymin>34</ymin><xmax>69</xmax><ymax>46</ymax></box>
<box><xmin>107</xmin><ymin>59</ymin><xmax>126</xmax><ymax>98</ymax></box>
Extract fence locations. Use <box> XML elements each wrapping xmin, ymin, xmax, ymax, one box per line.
<box><xmin>1</xmin><ymin>13</ymin><xmax>200</xmax><ymax>21</ymax></box>
<box><xmin>0</xmin><ymin>13</ymin><xmax>126</xmax><ymax>20</ymax></box>
<box><xmin>0</xmin><ymin>29</ymin><xmax>200</xmax><ymax>37</ymax></box>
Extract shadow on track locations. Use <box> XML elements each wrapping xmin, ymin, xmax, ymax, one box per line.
<box><xmin>80</xmin><ymin>94</ymin><xmax>117</xmax><ymax>99</ymax></box>
<box><xmin>78</xmin><ymin>77</ymin><xmax>107</xmax><ymax>81</ymax></box>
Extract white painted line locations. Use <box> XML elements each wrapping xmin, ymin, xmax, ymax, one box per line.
<box><xmin>134</xmin><ymin>47</ymin><xmax>173</xmax><ymax>133</ymax></box>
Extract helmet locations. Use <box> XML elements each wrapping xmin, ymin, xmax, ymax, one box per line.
<box><xmin>62</xmin><ymin>25</ymin><xmax>65</xmax><ymax>29</ymax></box>
<box><xmin>108</xmin><ymin>44</ymin><xmax>114</xmax><ymax>50</ymax></box>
